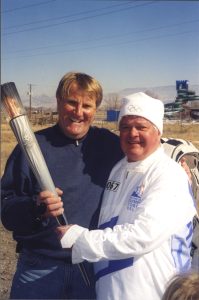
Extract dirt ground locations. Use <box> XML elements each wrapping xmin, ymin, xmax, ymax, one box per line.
<box><xmin>0</xmin><ymin>224</ymin><xmax>17</xmax><ymax>299</ymax></box>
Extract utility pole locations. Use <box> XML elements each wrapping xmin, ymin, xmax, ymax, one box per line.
<box><xmin>28</xmin><ymin>84</ymin><xmax>32</xmax><ymax>119</ymax></box>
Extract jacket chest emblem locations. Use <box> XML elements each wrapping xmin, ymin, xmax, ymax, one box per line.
<box><xmin>127</xmin><ymin>184</ymin><xmax>145</xmax><ymax>211</ymax></box>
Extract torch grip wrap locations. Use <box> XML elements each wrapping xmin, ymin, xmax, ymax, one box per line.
<box><xmin>10</xmin><ymin>115</ymin><xmax>68</xmax><ymax>226</ymax></box>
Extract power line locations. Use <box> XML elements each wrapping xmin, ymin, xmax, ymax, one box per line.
<box><xmin>3</xmin><ymin>1</ymin><xmax>156</xmax><ymax>36</ymax></box>
<box><xmin>4</xmin><ymin>18</ymin><xmax>199</xmax><ymax>55</ymax></box>
<box><xmin>1</xmin><ymin>0</ymin><xmax>59</xmax><ymax>14</ymax></box>
<box><xmin>3</xmin><ymin>29</ymin><xmax>198</xmax><ymax>60</ymax></box>
<box><xmin>3</xmin><ymin>1</ymin><xmax>135</xmax><ymax>30</ymax></box>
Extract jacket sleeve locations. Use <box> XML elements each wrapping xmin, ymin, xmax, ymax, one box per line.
<box><xmin>1</xmin><ymin>145</ymin><xmax>40</xmax><ymax>233</ymax></box>
<box><xmin>65</xmin><ymin>168</ymin><xmax>196</xmax><ymax>263</ymax></box>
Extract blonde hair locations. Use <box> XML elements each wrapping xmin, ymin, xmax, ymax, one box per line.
<box><xmin>162</xmin><ymin>272</ymin><xmax>199</xmax><ymax>300</ymax></box>
<box><xmin>56</xmin><ymin>72</ymin><xmax>103</xmax><ymax>107</ymax></box>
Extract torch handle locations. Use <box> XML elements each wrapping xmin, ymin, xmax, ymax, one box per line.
<box><xmin>56</xmin><ymin>214</ymin><xmax>68</xmax><ymax>226</ymax></box>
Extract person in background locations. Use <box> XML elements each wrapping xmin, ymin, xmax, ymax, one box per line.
<box><xmin>58</xmin><ymin>92</ymin><xmax>197</xmax><ymax>300</ymax></box>
<box><xmin>1</xmin><ymin>73</ymin><xmax>193</xmax><ymax>300</ymax></box>
<box><xmin>162</xmin><ymin>272</ymin><xmax>199</xmax><ymax>300</ymax></box>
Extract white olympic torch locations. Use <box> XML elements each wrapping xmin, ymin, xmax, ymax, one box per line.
<box><xmin>1</xmin><ymin>82</ymin><xmax>90</xmax><ymax>286</ymax></box>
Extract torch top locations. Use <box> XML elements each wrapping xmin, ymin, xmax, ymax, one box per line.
<box><xmin>1</xmin><ymin>82</ymin><xmax>26</xmax><ymax>120</ymax></box>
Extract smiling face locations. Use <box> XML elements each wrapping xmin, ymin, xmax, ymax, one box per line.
<box><xmin>57</xmin><ymin>82</ymin><xmax>97</xmax><ymax>139</ymax></box>
<box><xmin>119</xmin><ymin>115</ymin><xmax>161</xmax><ymax>162</ymax></box>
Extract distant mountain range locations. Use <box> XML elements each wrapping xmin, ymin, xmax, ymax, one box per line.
<box><xmin>23</xmin><ymin>94</ymin><xmax>57</xmax><ymax>110</ymax></box>
<box><xmin>119</xmin><ymin>84</ymin><xmax>199</xmax><ymax>104</ymax></box>
<box><xmin>22</xmin><ymin>84</ymin><xmax>199</xmax><ymax>109</ymax></box>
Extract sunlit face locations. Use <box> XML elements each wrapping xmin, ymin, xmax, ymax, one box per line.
<box><xmin>119</xmin><ymin>116</ymin><xmax>161</xmax><ymax>162</ymax></box>
<box><xmin>57</xmin><ymin>82</ymin><xmax>97</xmax><ymax>139</ymax></box>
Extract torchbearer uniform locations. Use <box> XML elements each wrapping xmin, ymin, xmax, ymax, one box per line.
<box><xmin>61</xmin><ymin>92</ymin><xmax>197</xmax><ymax>300</ymax></box>
<box><xmin>62</xmin><ymin>147</ymin><xmax>196</xmax><ymax>300</ymax></box>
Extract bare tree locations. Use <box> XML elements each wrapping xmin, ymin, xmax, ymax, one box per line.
<box><xmin>103</xmin><ymin>93</ymin><xmax>121</xmax><ymax>110</ymax></box>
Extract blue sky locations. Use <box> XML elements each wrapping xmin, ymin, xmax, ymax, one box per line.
<box><xmin>2</xmin><ymin>0</ymin><xmax>199</xmax><ymax>100</ymax></box>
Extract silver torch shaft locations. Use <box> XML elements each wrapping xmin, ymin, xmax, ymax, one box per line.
<box><xmin>1</xmin><ymin>82</ymin><xmax>67</xmax><ymax>226</ymax></box>
<box><xmin>1</xmin><ymin>82</ymin><xmax>90</xmax><ymax>287</ymax></box>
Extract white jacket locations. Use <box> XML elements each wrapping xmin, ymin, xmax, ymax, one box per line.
<box><xmin>61</xmin><ymin>147</ymin><xmax>196</xmax><ymax>300</ymax></box>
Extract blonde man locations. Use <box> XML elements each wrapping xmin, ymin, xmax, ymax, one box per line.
<box><xmin>1</xmin><ymin>72</ymin><xmax>123</xmax><ymax>299</ymax></box>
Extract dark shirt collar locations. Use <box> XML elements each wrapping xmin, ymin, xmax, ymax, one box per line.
<box><xmin>54</xmin><ymin>123</ymin><xmax>90</xmax><ymax>146</ymax></box>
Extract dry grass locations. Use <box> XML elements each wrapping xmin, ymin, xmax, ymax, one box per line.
<box><xmin>1</xmin><ymin>124</ymin><xmax>16</xmax><ymax>175</ymax></box>
<box><xmin>163</xmin><ymin>122</ymin><xmax>199</xmax><ymax>149</ymax></box>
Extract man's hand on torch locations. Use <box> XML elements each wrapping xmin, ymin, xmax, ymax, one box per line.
<box><xmin>56</xmin><ymin>225</ymin><xmax>74</xmax><ymax>241</ymax></box>
<box><xmin>37</xmin><ymin>188</ymin><xmax>64</xmax><ymax>218</ymax></box>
